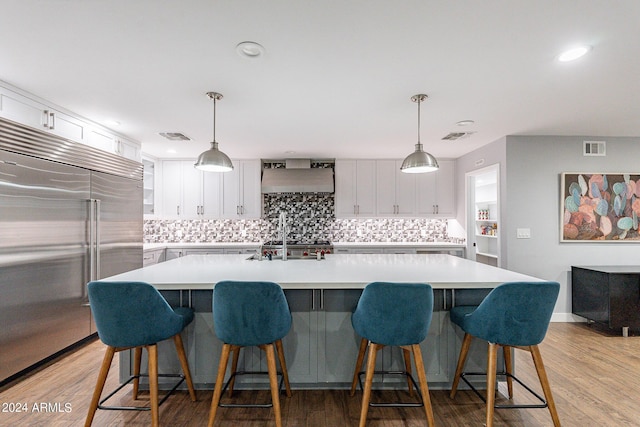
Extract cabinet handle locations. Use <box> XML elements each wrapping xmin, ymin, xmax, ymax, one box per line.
<box><xmin>48</xmin><ymin>111</ymin><xmax>55</xmax><ymax>129</ymax></box>
<box><xmin>236</xmin><ymin>205</ymin><xmax>239</xmax><ymax>215</ymax></box>
<box><xmin>353</xmin><ymin>205</ymin><xmax>356</xmax><ymax>215</ymax></box>
<box><xmin>436</xmin><ymin>204</ymin><xmax>439</xmax><ymax>214</ymax></box>
<box><xmin>201</xmin><ymin>205</ymin><xmax>204</xmax><ymax>215</ymax></box>
<box><xmin>241</xmin><ymin>205</ymin><xmax>245</xmax><ymax>215</ymax></box>
<box><xmin>357</xmin><ymin>205</ymin><xmax>360</xmax><ymax>215</ymax></box>
<box><xmin>177</xmin><ymin>205</ymin><xmax>180</xmax><ymax>215</ymax></box>
<box><xmin>42</xmin><ymin>110</ymin><xmax>49</xmax><ymax>128</ymax></box>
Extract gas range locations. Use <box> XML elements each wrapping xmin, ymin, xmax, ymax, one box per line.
<box><xmin>261</xmin><ymin>240</ymin><xmax>333</xmax><ymax>257</ymax></box>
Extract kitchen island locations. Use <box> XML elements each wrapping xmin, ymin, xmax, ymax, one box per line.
<box><xmin>105</xmin><ymin>254</ymin><xmax>542</xmax><ymax>390</ymax></box>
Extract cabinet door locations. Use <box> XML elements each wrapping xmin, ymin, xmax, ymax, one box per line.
<box><xmin>395</xmin><ymin>160</ymin><xmax>417</xmax><ymax>216</ymax></box>
<box><xmin>161</xmin><ymin>161</ymin><xmax>183</xmax><ymax>217</ymax></box>
<box><xmin>201</xmin><ymin>171</ymin><xmax>222</xmax><ymax>218</ymax></box>
<box><xmin>335</xmin><ymin>160</ymin><xmax>357</xmax><ymax>217</ymax></box>
<box><xmin>0</xmin><ymin>86</ymin><xmax>47</xmax><ymax>129</ymax></box>
<box><xmin>182</xmin><ymin>164</ymin><xmax>202</xmax><ymax>217</ymax></box>
<box><xmin>376</xmin><ymin>160</ymin><xmax>397</xmax><ymax>216</ymax></box>
<box><xmin>434</xmin><ymin>160</ymin><xmax>455</xmax><ymax>216</ymax></box>
<box><xmin>416</xmin><ymin>170</ymin><xmax>437</xmax><ymax>216</ymax></box>
<box><xmin>239</xmin><ymin>159</ymin><xmax>261</xmax><ymax>218</ymax></box>
<box><xmin>355</xmin><ymin>160</ymin><xmax>376</xmax><ymax>216</ymax></box>
<box><xmin>222</xmin><ymin>165</ymin><xmax>241</xmax><ymax>218</ymax></box>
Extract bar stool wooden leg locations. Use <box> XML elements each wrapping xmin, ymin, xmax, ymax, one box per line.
<box><xmin>358</xmin><ymin>342</ymin><xmax>380</xmax><ymax>427</ymax></box>
<box><xmin>350</xmin><ymin>338</ymin><xmax>368</xmax><ymax>396</ymax></box>
<box><xmin>227</xmin><ymin>345</ymin><xmax>241</xmax><ymax>397</ymax></box>
<box><xmin>275</xmin><ymin>339</ymin><xmax>292</xmax><ymax>397</ymax></box>
<box><xmin>84</xmin><ymin>346</ymin><xmax>115</xmax><ymax>427</ymax></box>
<box><xmin>132</xmin><ymin>346</ymin><xmax>142</xmax><ymax>399</ymax></box>
<box><xmin>486</xmin><ymin>343</ymin><xmax>498</xmax><ymax>427</ymax></box>
<box><xmin>147</xmin><ymin>344</ymin><xmax>159</xmax><ymax>427</ymax></box>
<box><xmin>402</xmin><ymin>347</ymin><xmax>414</xmax><ymax>397</ymax></box>
<box><xmin>208</xmin><ymin>343</ymin><xmax>232</xmax><ymax>427</ymax></box>
<box><xmin>411</xmin><ymin>344</ymin><xmax>435</xmax><ymax>427</ymax></box>
<box><xmin>173</xmin><ymin>333</ymin><xmax>197</xmax><ymax>401</ymax></box>
<box><xmin>503</xmin><ymin>345</ymin><xmax>514</xmax><ymax>399</ymax></box>
<box><xmin>264</xmin><ymin>343</ymin><xmax>283</xmax><ymax>427</ymax></box>
<box><xmin>530</xmin><ymin>345</ymin><xmax>561</xmax><ymax>427</ymax></box>
<box><xmin>450</xmin><ymin>332</ymin><xmax>472</xmax><ymax>398</ymax></box>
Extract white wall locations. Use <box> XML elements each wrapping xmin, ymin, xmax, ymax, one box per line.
<box><xmin>455</xmin><ymin>135</ymin><xmax>640</xmax><ymax>319</ymax></box>
<box><xmin>504</xmin><ymin>135</ymin><xmax>640</xmax><ymax>319</ymax></box>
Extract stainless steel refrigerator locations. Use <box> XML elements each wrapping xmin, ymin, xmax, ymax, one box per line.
<box><xmin>0</xmin><ymin>118</ymin><xmax>143</xmax><ymax>385</ymax></box>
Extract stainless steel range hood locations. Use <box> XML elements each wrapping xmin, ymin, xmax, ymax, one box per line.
<box><xmin>261</xmin><ymin>159</ymin><xmax>334</xmax><ymax>193</ymax></box>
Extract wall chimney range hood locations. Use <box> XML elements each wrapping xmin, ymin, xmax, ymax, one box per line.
<box><xmin>261</xmin><ymin>159</ymin><xmax>334</xmax><ymax>193</ymax></box>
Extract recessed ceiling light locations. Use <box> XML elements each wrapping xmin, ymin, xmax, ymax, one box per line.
<box><xmin>558</xmin><ymin>45</ymin><xmax>592</xmax><ymax>62</ymax></box>
<box><xmin>285</xmin><ymin>150</ymin><xmax>296</xmax><ymax>155</ymax></box>
<box><xmin>236</xmin><ymin>41</ymin><xmax>265</xmax><ymax>59</ymax></box>
<box><xmin>456</xmin><ymin>120</ymin><xmax>475</xmax><ymax>126</ymax></box>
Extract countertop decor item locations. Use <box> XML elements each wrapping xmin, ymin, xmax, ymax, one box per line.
<box><xmin>400</xmin><ymin>94</ymin><xmax>439</xmax><ymax>174</ymax></box>
<box><xmin>194</xmin><ymin>92</ymin><xmax>234</xmax><ymax>172</ymax></box>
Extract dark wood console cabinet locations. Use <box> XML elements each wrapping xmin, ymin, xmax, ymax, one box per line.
<box><xmin>571</xmin><ymin>266</ymin><xmax>640</xmax><ymax>336</ymax></box>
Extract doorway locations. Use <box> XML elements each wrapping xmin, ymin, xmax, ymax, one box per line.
<box><xmin>466</xmin><ymin>164</ymin><xmax>500</xmax><ymax>267</ymax></box>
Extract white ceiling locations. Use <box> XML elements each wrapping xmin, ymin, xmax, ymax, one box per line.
<box><xmin>1</xmin><ymin>1</ymin><xmax>639</xmax><ymax>161</ymax></box>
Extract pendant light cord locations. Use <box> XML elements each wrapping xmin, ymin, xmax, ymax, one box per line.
<box><xmin>417</xmin><ymin>98</ymin><xmax>421</xmax><ymax>144</ymax></box>
<box><xmin>212</xmin><ymin>96</ymin><xmax>217</xmax><ymax>143</ymax></box>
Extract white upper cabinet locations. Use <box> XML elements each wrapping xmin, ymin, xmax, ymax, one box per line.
<box><xmin>222</xmin><ymin>159</ymin><xmax>261</xmax><ymax>219</ymax></box>
<box><xmin>416</xmin><ymin>159</ymin><xmax>455</xmax><ymax>217</ymax></box>
<box><xmin>335</xmin><ymin>160</ymin><xmax>376</xmax><ymax>218</ymax></box>
<box><xmin>0</xmin><ymin>83</ymin><xmax>140</xmax><ymax>161</ymax></box>
<box><xmin>161</xmin><ymin>160</ymin><xmax>222</xmax><ymax>219</ymax></box>
<box><xmin>376</xmin><ymin>160</ymin><xmax>416</xmax><ymax>217</ymax></box>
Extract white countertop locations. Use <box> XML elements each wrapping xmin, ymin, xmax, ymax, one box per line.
<box><xmin>105</xmin><ymin>253</ymin><xmax>540</xmax><ymax>290</ymax></box>
<box><xmin>144</xmin><ymin>241</ymin><xmax>465</xmax><ymax>251</ymax></box>
<box><xmin>331</xmin><ymin>241</ymin><xmax>465</xmax><ymax>248</ymax></box>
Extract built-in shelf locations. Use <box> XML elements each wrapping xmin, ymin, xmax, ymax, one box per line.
<box><xmin>476</xmin><ymin>234</ymin><xmax>497</xmax><ymax>239</ymax></box>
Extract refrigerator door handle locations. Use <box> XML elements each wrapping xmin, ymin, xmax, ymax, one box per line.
<box><xmin>95</xmin><ymin>199</ymin><xmax>101</xmax><ymax>280</ymax></box>
<box><xmin>89</xmin><ymin>199</ymin><xmax>95</xmax><ymax>282</ymax></box>
<box><xmin>89</xmin><ymin>199</ymin><xmax>102</xmax><ymax>281</ymax></box>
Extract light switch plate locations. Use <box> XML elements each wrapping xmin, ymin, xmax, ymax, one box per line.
<box><xmin>516</xmin><ymin>228</ymin><xmax>531</xmax><ymax>239</ymax></box>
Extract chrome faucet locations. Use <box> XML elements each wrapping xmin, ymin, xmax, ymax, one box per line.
<box><xmin>278</xmin><ymin>211</ymin><xmax>287</xmax><ymax>261</ymax></box>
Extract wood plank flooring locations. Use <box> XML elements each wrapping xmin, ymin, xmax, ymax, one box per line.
<box><xmin>1</xmin><ymin>323</ymin><xmax>639</xmax><ymax>426</ymax></box>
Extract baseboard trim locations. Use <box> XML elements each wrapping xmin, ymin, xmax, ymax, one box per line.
<box><xmin>551</xmin><ymin>313</ymin><xmax>585</xmax><ymax>322</ymax></box>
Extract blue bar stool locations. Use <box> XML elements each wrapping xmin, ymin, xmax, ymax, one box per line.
<box><xmin>449</xmin><ymin>281</ymin><xmax>561</xmax><ymax>427</ymax></box>
<box><xmin>349</xmin><ymin>282</ymin><xmax>435</xmax><ymax>427</ymax></box>
<box><xmin>85</xmin><ymin>281</ymin><xmax>196</xmax><ymax>427</ymax></box>
<box><xmin>208</xmin><ymin>280</ymin><xmax>292</xmax><ymax>427</ymax></box>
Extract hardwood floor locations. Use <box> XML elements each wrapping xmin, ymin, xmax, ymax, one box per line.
<box><xmin>1</xmin><ymin>323</ymin><xmax>638</xmax><ymax>426</ymax></box>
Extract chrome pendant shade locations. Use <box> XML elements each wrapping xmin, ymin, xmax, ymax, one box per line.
<box><xmin>400</xmin><ymin>94</ymin><xmax>439</xmax><ymax>174</ymax></box>
<box><xmin>194</xmin><ymin>92</ymin><xmax>234</xmax><ymax>172</ymax></box>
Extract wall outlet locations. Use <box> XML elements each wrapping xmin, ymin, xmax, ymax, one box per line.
<box><xmin>516</xmin><ymin>228</ymin><xmax>531</xmax><ymax>239</ymax></box>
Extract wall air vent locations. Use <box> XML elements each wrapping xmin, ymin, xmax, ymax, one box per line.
<box><xmin>159</xmin><ymin>132</ymin><xmax>191</xmax><ymax>141</ymax></box>
<box><xmin>583</xmin><ymin>140</ymin><xmax>606</xmax><ymax>156</ymax></box>
<box><xmin>442</xmin><ymin>131</ymin><xmax>475</xmax><ymax>141</ymax></box>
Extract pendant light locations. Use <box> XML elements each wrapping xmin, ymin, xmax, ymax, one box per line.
<box><xmin>400</xmin><ymin>94</ymin><xmax>439</xmax><ymax>174</ymax></box>
<box><xmin>194</xmin><ymin>92</ymin><xmax>234</xmax><ymax>172</ymax></box>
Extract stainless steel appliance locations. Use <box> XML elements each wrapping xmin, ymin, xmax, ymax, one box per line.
<box><xmin>0</xmin><ymin>118</ymin><xmax>143</xmax><ymax>385</ymax></box>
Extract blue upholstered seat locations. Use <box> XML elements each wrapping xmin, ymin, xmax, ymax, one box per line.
<box><xmin>213</xmin><ymin>280</ymin><xmax>292</xmax><ymax>346</ymax></box>
<box><xmin>350</xmin><ymin>282</ymin><xmax>435</xmax><ymax>427</ymax></box>
<box><xmin>209</xmin><ymin>281</ymin><xmax>292</xmax><ymax>427</ymax></box>
<box><xmin>88</xmin><ymin>281</ymin><xmax>194</xmax><ymax>348</ymax></box>
<box><xmin>450</xmin><ymin>281</ymin><xmax>559</xmax><ymax>346</ymax></box>
<box><xmin>449</xmin><ymin>281</ymin><xmax>561</xmax><ymax>427</ymax></box>
<box><xmin>85</xmin><ymin>281</ymin><xmax>196</xmax><ymax>427</ymax></box>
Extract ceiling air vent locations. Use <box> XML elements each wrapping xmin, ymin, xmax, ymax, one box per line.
<box><xmin>583</xmin><ymin>140</ymin><xmax>606</xmax><ymax>156</ymax></box>
<box><xmin>442</xmin><ymin>132</ymin><xmax>475</xmax><ymax>141</ymax></box>
<box><xmin>159</xmin><ymin>132</ymin><xmax>191</xmax><ymax>141</ymax></box>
